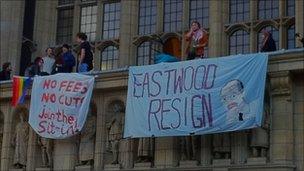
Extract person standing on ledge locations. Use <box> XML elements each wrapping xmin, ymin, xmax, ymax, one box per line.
<box><xmin>185</xmin><ymin>21</ymin><xmax>208</xmax><ymax>60</ymax></box>
<box><xmin>260</xmin><ymin>30</ymin><xmax>276</xmax><ymax>52</ymax></box>
<box><xmin>76</xmin><ymin>32</ymin><xmax>93</xmax><ymax>72</ymax></box>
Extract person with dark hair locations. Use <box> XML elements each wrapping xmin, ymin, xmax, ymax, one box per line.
<box><xmin>0</xmin><ymin>62</ymin><xmax>12</xmax><ymax>81</ymax></box>
<box><xmin>42</xmin><ymin>47</ymin><xmax>55</xmax><ymax>74</ymax></box>
<box><xmin>25</xmin><ymin>57</ymin><xmax>48</xmax><ymax>77</ymax></box>
<box><xmin>260</xmin><ymin>30</ymin><xmax>276</xmax><ymax>52</ymax></box>
<box><xmin>52</xmin><ymin>52</ymin><xmax>64</xmax><ymax>74</ymax></box>
<box><xmin>76</xmin><ymin>32</ymin><xmax>93</xmax><ymax>72</ymax></box>
<box><xmin>295</xmin><ymin>33</ymin><xmax>304</xmax><ymax>47</ymax></box>
<box><xmin>185</xmin><ymin>21</ymin><xmax>208</xmax><ymax>60</ymax></box>
<box><xmin>61</xmin><ymin>44</ymin><xmax>75</xmax><ymax>73</ymax></box>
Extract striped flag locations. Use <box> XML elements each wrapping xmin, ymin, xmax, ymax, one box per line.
<box><xmin>11</xmin><ymin>76</ymin><xmax>32</xmax><ymax>106</ymax></box>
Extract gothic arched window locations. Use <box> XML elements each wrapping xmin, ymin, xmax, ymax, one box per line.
<box><xmin>229</xmin><ymin>29</ymin><xmax>250</xmax><ymax>55</ymax></box>
<box><xmin>100</xmin><ymin>46</ymin><xmax>119</xmax><ymax>71</ymax></box>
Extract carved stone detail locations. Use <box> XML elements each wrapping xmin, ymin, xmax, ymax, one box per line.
<box><xmin>269</xmin><ymin>71</ymin><xmax>292</xmax><ymax>96</ymax></box>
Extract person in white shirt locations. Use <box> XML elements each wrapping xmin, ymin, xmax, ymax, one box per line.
<box><xmin>42</xmin><ymin>47</ymin><xmax>55</xmax><ymax>75</ymax></box>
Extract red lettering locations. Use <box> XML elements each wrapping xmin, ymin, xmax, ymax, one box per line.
<box><xmin>41</xmin><ymin>93</ymin><xmax>56</xmax><ymax>103</ymax></box>
<box><xmin>38</xmin><ymin>121</ymin><xmax>47</xmax><ymax>133</ymax></box>
<box><xmin>59</xmin><ymin>80</ymin><xmax>68</xmax><ymax>91</ymax></box>
<box><xmin>68</xmin><ymin>116</ymin><xmax>74</xmax><ymax>124</ymax></box>
<box><xmin>73</xmin><ymin>82</ymin><xmax>82</xmax><ymax>92</ymax></box>
<box><xmin>66</xmin><ymin>81</ymin><xmax>75</xmax><ymax>92</ymax></box>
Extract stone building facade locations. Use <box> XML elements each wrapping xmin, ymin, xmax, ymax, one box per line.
<box><xmin>0</xmin><ymin>0</ymin><xmax>303</xmax><ymax>171</ymax></box>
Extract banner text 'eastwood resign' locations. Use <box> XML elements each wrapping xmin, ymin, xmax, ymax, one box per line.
<box><xmin>131</xmin><ymin>64</ymin><xmax>218</xmax><ymax>131</ymax></box>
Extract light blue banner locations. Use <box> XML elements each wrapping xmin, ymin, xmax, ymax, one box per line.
<box><xmin>124</xmin><ymin>53</ymin><xmax>268</xmax><ymax>138</ymax></box>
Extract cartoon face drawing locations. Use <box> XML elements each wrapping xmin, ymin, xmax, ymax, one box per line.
<box><xmin>221</xmin><ymin>80</ymin><xmax>250</xmax><ymax>123</ymax></box>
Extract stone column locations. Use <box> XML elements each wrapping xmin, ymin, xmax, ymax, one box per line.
<box><xmin>181</xmin><ymin>0</ymin><xmax>190</xmax><ymax>60</ymax></box>
<box><xmin>279</xmin><ymin>0</ymin><xmax>285</xmax><ymax>50</ymax></box>
<box><xmin>269</xmin><ymin>71</ymin><xmax>294</xmax><ymax>165</ymax></box>
<box><xmin>231</xmin><ymin>131</ymin><xmax>248</xmax><ymax>164</ymax></box>
<box><xmin>0</xmin><ymin>1</ymin><xmax>25</xmax><ymax>74</ymax></box>
<box><xmin>250</xmin><ymin>0</ymin><xmax>258</xmax><ymax>53</ymax></box>
<box><xmin>154</xmin><ymin>137</ymin><xmax>179</xmax><ymax>168</ymax></box>
<box><xmin>295</xmin><ymin>0</ymin><xmax>304</xmax><ymax>48</ymax></box>
<box><xmin>118</xmin><ymin>0</ymin><xmax>138</xmax><ymax>67</ymax></box>
<box><xmin>25</xmin><ymin>129</ymin><xmax>37</xmax><ymax>171</ymax></box>
<box><xmin>156</xmin><ymin>1</ymin><xmax>164</xmax><ymax>33</ymax></box>
<box><xmin>32</xmin><ymin>0</ymin><xmax>58</xmax><ymax>57</ymax></box>
<box><xmin>94</xmin><ymin>96</ymin><xmax>103</xmax><ymax>171</ymax></box>
<box><xmin>200</xmin><ymin>135</ymin><xmax>212</xmax><ymax>166</ymax></box>
<box><xmin>53</xmin><ymin>138</ymin><xmax>77</xmax><ymax>170</ymax></box>
<box><xmin>0</xmin><ymin>104</ymin><xmax>12</xmax><ymax>171</ymax></box>
<box><xmin>72</xmin><ymin>0</ymin><xmax>81</xmax><ymax>41</ymax></box>
<box><xmin>94</xmin><ymin>0</ymin><xmax>103</xmax><ymax>70</ymax></box>
<box><xmin>208</xmin><ymin>0</ymin><xmax>228</xmax><ymax>57</ymax></box>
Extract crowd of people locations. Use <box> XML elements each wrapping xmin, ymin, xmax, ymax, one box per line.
<box><xmin>1</xmin><ymin>22</ymin><xmax>304</xmax><ymax>82</ymax></box>
<box><xmin>0</xmin><ymin>32</ymin><xmax>93</xmax><ymax>81</ymax></box>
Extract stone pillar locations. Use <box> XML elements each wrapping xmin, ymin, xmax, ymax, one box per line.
<box><xmin>200</xmin><ymin>135</ymin><xmax>212</xmax><ymax>166</ymax></box>
<box><xmin>269</xmin><ymin>71</ymin><xmax>294</xmax><ymax>165</ymax></box>
<box><xmin>32</xmin><ymin>0</ymin><xmax>58</xmax><ymax>58</ymax></box>
<box><xmin>231</xmin><ymin>131</ymin><xmax>248</xmax><ymax>164</ymax></box>
<box><xmin>26</xmin><ymin>129</ymin><xmax>37</xmax><ymax>171</ymax></box>
<box><xmin>208</xmin><ymin>0</ymin><xmax>228</xmax><ymax>57</ymax></box>
<box><xmin>181</xmin><ymin>0</ymin><xmax>190</xmax><ymax>60</ymax></box>
<box><xmin>93</xmin><ymin>96</ymin><xmax>103</xmax><ymax>171</ymax></box>
<box><xmin>94</xmin><ymin>0</ymin><xmax>103</xmax><ymax>70</ymax></box>
<box><xmin>250</xmin><ymin>0</ymin><xmax>258</xmax><ymax>53</ymax></box>
<box><xmin>119</xmin><ymin>0</ymin><xmax>138</xmax><ymax>67</ymax></box>
<box><xmin>72</xmin><ymin>0</ymin><xmax>81</xmax><ymax>41</ymax></box>
<box><xmin>154</xmin><ymin>137</ymin><xmax>179</xmax><ymax>168</ymax></box>
<box><xmin>0</xmin><ymin>104</ymin><xmax>12</xmax><ymax>171</ymax></box>
<box><xmin>0</xmin><ymin>1</ymin><xmax>25</xmax><ymax>74</ymax></box>
<box><xmin>53</xmin><ymin>138</ymin><xmax>77</xmax><ymax>170</ymax></box>
<box><xmin>156</xmin><ymin>1</ymin><xmax>164</xmax><ymax>33</ymax></box>
<box><xmin>279</xmin><ymin>0</ymin><xmax>285</xmax><ymax>50</ymax></box>
<box><xmin>293</xmin><ymin>74</ymin><xmax>304</xmax><ymax>171</ymax></box>
<box><xmin>295</xmin><ymin>0</ymin><xmax>304</xmax><ymax>48</ymax></box>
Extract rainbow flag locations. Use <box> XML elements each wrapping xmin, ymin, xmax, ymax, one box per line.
<box><xmin>12</xmin><ymin>76</ymin><xmax>32</xmax><ymax>106</ymax></box>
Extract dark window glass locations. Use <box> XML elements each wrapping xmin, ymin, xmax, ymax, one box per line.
<box><xmin>190</xmin><ymin>0</ymin><xmax>209</xmax><ymax>28</ymax></box>
<box><xmin>100</xmin><ymin>46</ymin><xmax>119</xmax><ymax>71</ymax></box>
<box><xmin>229</xmin><ymin>30</ymin><xmax>250</xmax><ymax>55</ymax></box>
<box><xmin>138</xmin><ymin>0</ymin><xmax>157</xmax><ymax>35</ymax></box>
<box><xmin>286</xmin><ymin>0</ymin><xmax>295</xmax><ymax>16</ymax></box>
<box><xmin>56</xmin><ymin>8</ymin><xmax>74</xmax><ymax>44</ymax></box>
<box><xmin>137</xmin><ymin>41</ymin><xmax>157</xmax><ymax>65</ymax></box>
<box><xmin>102</xmin><ymin>2</ymin><xmax>120</xmax><ymax>39</ymax></box>
<box><xmin>58</xmin><ymin>0</ymin><xmax>75</xmax><ymax>5</ymax></box>
<box><xmin>258</xmin><ymin>0</ymin><xmax>279</xmax><ymax>19</ymax></box>
<box><xmin>80</xmin><ymin>5</ymin><xmax>97</xmax><ymax>42</ymax></box>
<box><xmin>164</xmin><ymin>0</ymin><xmax>183</xmax><ymax>32</ymax></box>
<box><xmin>257</xmin><ymin>26</ymin><xmax>279</xmax><ymax>51</ymax></box>
<box><xmin>287</xmin><ymin>25</ymin><xmax>295</xmax><ymax>49</ymax></box>
<box><xmin>229</xmin><ymin>0</ymin><xmax>250</xmax><ymax>23</ymax></box>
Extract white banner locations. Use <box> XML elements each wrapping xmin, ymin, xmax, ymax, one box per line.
<box><xmin>29</xmin><ymin>73</ymin><xmax>94</xmax><ymax>139</ymax></box>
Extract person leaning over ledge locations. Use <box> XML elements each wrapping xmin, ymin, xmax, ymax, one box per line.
<box><xmin>185</xmin><ymin>21</ymin><xmax>208</xmax><ymax>60</ymax></box>
<box><xmin>0</xmin><ymin>62</ymin><xmax>12</xmax><ymax>81</ymax></box>
<box><xmin>295</xmin><ymin>33</ymin><xmax>304</xmax><ymax>47</ymax></box>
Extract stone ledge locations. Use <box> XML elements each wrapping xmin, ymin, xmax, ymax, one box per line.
<box><xmin>134</xmin><ymin>162</ymin><xmax>152</xmax><ymax>169</ymax></box>
<box><xmin>212</xmin><ymin>159</ymin><xmax>231</xmax><ymax>166</ymax></box>
<box><xmin>35</xmin><ymin>167</ymin><xmax>51</xmax><ymax>171</ymax></box>
<box><xmin>75</xmin><ymin>165</ymin><xmax>93</xmax><ymax>171</ymax></box>
<box><xmin>104</xmin><ymin>164</ymin><xmax>121</xmax><ymax>171</ymax></box>
<box><xmin>247</xmin><ymin>157</ymin><xmax>267</xmax><ymax>164</ymax></box>
<box><xmin>179</xmin><ymin>160</ymin><xmax>199</xmax><ymax>167</ymax></box>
